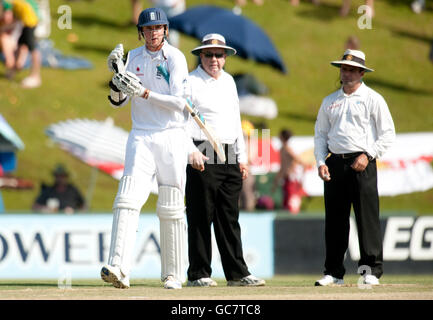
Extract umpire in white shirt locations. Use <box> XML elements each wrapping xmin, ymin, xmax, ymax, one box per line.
<box><xmin>314</xmin><ymin>49</ymin><xmax>395</xmax><ymax>286</ymax></box>
<box><xmin>186</xmin><ymin>33</ymin><xmax>265</xmax><ymax>287</ymax></box>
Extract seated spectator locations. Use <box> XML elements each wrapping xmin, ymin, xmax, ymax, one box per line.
<box><xmin>290</xmin><ymin>0</ymin><xmax>320</xmax><ymax>6</ymax></box>
<box><xmin>239</xmin><ymin>120</ymin><xmax>256</xmax><ymax>211</ymax></box>
<box><xmin>345</xmin><ymin>35</ymin><xmax>360</xmax><ymax>50</ymax></box>
<box><xmin>32</xmin><ymin>164</ymin><xmax>86</xmax><ymax>214</ymax></box>
<box><xmin>0</xmin><ymin>0</ymin><xmax>42</xmax><ymax>88</ymax></box>
<box><xmin>236</xmin><ymin>0</ymin><xmax>264</xmax><ymax>6</ymax></box>
<box><xmin>272</xmin><ymin>129</ymin><xmax>308</xmax><ymax>214</ymax></box>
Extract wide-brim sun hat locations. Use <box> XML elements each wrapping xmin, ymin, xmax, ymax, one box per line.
<box><xmin>330</xmin><ymin>49</ymin><xmax>374</xmax><ymax>72</ymax></box>
<box><xmin>191</xmin><ymin>33</ymin><xmax>237</xmax><ymax>56</ymax></box>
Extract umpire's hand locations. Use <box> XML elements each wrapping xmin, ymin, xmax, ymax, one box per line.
<box><xmin>239</xmin><ymin>163</ymin><xmax>249</xmax><ymax>180</ymax></box>
<box><xmin>351</xmin><ymin>153</ymin><xmax>369</xmax><ymax>172</ymax></box>
<box><xmin>189</xmin><ymin>151</ymin><xmax>209</xmax><ymax>172</ymax></box>
<box><xmin>318</xmin><ymin>165</ymin><xmax>331</xmax><ymax>181</ymax></box>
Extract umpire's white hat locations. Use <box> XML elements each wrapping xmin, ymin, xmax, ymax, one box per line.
<box><xmin>331</xmin><ymin>49</ymin><xmax>374</xmax><ymax>72</ymax></box>
<box><xmin>191</xmin><ymin>33</ymin><xmax>237</xmax><ymax>56</ymax></box>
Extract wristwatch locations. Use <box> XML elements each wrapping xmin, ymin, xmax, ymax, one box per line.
<box><xmin>364</xmin><ymin>152</ymin><xmax>374</xmax><ymax>161</ymax></box>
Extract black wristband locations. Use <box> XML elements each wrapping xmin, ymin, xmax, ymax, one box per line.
<box><xmin>108</xmin><ymin>95</ymin><xmax>127</xmax><ymax>106</ymax></box>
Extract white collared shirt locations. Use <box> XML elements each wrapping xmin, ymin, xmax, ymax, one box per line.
<box><xmin>124</xmin><ymin>41</ymin><xmax>190</xmax><ymax>131</ymax></box>
<box><xmin>188</xmin><ymin>65</ymin><xmax>247</xmax><ymax>163</ymax></box>
<box><xmin>314</xmin><ymin>82</ymin><xmax>396</xmax><ymax>167</ymax></box>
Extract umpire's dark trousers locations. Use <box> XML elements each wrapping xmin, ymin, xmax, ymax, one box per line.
<box><xmin>185</xmin><ymin>141</ymin><xmax>250</xmax><ymax>281</ymax></box>
<box><xmin>323</xmin><ymin>153</ymin><xmax>383</xmax><ymax>279</ymax></box>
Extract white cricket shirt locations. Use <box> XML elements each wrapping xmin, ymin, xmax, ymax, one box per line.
<box><xmin>188</xmin><ymin>65</ymin><xmax>247</xmax><ymax>164</ymax></box>
<box><xmin>314</xmin><ymin>82</ymin><xmax>395</xmax><ymax>167</ymax></box>
<box><xmin>124</xmin><ymin>41</ymin><xmax>190</xmax><ymax>131</ymax></box>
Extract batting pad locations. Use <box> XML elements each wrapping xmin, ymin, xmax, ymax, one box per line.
<box><xmin>156</xmin><ymin>186</ymin><xmax>187</xmax><ymax>283</ymax></box>
<box><xmin>107</xmin><ymin>207</ymin><xmax>140</xmax><ymax>278</ymax></box>
<box><xmin>113</xmin><ymin>175</ymin><xmax>147</xmax><ymax>211</ymax></box>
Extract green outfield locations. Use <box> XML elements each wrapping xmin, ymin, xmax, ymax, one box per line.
<box><xmin>0</xmin><ymin>275</ymin><xmax>432</xmax><ymax>300</ymax></box>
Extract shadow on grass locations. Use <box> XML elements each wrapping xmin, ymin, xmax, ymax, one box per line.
<box><xmin>367</xmin><ymin>77</ymin><xmax>433</xmax><ymax>96</ymax></box>
<box><xmin>72</xmin><ymin>13</ymin><xmax>134</xmax><ymax>30</ymax></box>
<box><xmin>390</xmin><ymin>27</ymin><xmax>432</xmax><ymax>44</ymax></box>
<box><xmin>73</xmin><ymin>44</ymin><xmax>114</xmax><ymax>56</ymax></box>
<box><xmin>278</xmin><ymin>110</ymin><xmax>317</xmax><ymax>123</ymax></box>
<box><xmin>296</xmin><ymin>2</ymin><xmax>346</xmax><ymax>22</ymax></box>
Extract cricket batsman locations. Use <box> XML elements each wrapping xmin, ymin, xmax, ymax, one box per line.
<box><xmin>101</xmin><ymin>7</ymin><xmax>196</xmax><ymax>289</ymax></box>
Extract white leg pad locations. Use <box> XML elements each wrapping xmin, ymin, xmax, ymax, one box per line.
<box><xmin>107</xmin><ymin>207</ymin><xmax>140</xmax><ymax>278</ymax></box>
<box><xmin>156</xmin><ymin>186</ymin><xmax>187</xmax><ymax>283</ymax></box>
<box><xmin>113</xmin><ymin>175</ymin><xmax>147</xmax><ymax>211</ymax></box>
<box><xmin>107</xmin><ymin>176</ymin><xmax>143</xmax><ymax>278</ymax></box>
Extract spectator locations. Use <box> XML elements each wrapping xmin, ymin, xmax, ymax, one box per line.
<box><xmin>340</xmin><ymin>0</ymin><xmax>374</xmax><ymax>17</ymax></box>
<box><xmin>32</xmin><ymin>164</ymin><xmax>86</xmax><ymax>214</ymax></box>
<box><xmin>130</xmin><ymin>0</ymin><xmax>141</xmax><ymax>24</ymax></box>
<box><xmin>239</xmin><ymin>120</ymin><xmax>256</xmax><ymax>211</ymax></box>
<box><xmin>411</xmin><ymin>0</ymin><xmax>425</xmax><ymax>14</ymax></box>
<box><xmin>345</xmin><ymin>35</ymin><xmax>360</xmax><ymax>50</ymax></box>
<box><xmin>290</xmin><ymin>0</ymin><xmax>320</xmax><ymax>6</ymax></box>
<box><xmin>0</xmin><ymin>0</ymin><xmax>42</xmax><ymax>88</ymax></box>
<box><xmin>233</xmin><ymin>0</ymin><xmax>263</xmax><ymax>14</ymax></box>
<box><xmin>272</xmin><ymin>129</ymin><xmax>308</xmax><ymax>214</ymax></box>
<box><xmin>236</xmin><ymin>0</ymin><xmax>264</xmax><ymax>6</ymax></box>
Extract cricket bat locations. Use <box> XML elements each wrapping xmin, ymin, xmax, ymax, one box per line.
<box><xmin>157</xmin><ymin>64</ymin><xmax>226</xmax><ymax>163</ymax></box>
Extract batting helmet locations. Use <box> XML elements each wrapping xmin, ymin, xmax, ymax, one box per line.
<box><xmin>137</xmin><ymin>7</ymin><xmax>169</xmax><ymax>29</ymax></box>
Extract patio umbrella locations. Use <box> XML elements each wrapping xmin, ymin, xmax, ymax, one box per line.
<box><xmin>0</xmin><ymin>114</ymin><xmax>33</xmax><ymax>191</ymax></box>
<box><xmin>46</xmin><ymin>118</ymin><xmax>158</xmax><ymax>206</ymax></box>
<box><xmin>0</xmin><ymin>114</ymin><xmax>25</xmax><ymax>152</ymax></box>
<box><xmin>169</xmin><ymin>5</ymin><xmax>287</xmax><ymax>74</ymax></box>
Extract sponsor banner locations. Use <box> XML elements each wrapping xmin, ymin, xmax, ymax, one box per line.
<box><xmin>0</xmin><ymin>213</ymin><xmax>274</xmax><ymax>279</ymax></box>
<box><xmin>249</xmin><ymin>132</ymin><xmax>433</xmax><ymax>196</ymax></box>
<box><xmin>275</xmin><ymin>216</ymin><xmax>433</xmax><ymax>274</ymax></box>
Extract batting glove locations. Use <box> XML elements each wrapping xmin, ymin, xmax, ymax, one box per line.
<box><xmin>107</xmin><ymin>44</ymin><xmax>124</xmax><ymax>73</ymax></box>
<box><xmin>112</xmin><ymin>71</ymin><xmax>145</xmax><ymax>98</ymax></box>
<box><xmin>108</xmin><ymin>80</ymin><xmax>128</xmax><ymax>108</ymax></box>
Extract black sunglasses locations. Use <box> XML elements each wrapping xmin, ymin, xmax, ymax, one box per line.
<box><xmin>202</xmin><ymin>52</ymin><xmax>225</xmax><ymax>58</ymax></box>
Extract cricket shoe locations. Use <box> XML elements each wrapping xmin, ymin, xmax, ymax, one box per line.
<box><xmin>363</xmin><ymin>274</ymin><xmax>380</xmax><ymax>285</ymax></box>
<box><xmin>187</xmin><ymin>277</ymin><xmax>218</xmax><ymax>287</ymax></box>
<box><xmin>227</xmin><ymin>275</ymin><xmax>266</xmax><ymax>287</ymax></box>
<box><xmin>100</xmin><ymin>265</ymin><xmax>130</xmax><ymax>289</ymax></box>
<box><xmin>164</xmin><ymin>276</ymin><xmax>182</xmax><ymax>289</ymax></box>
<box><xmin>314</xmin><ymin>275</ymin><xmax>344</xmax><ymax>286</ymax></box>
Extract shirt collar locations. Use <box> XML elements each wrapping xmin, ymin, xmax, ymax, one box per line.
<box><xmin>141</xmin><ymin>41</ymin><xmax>167</xmax><ymax>60</ymax></box>
<box><xmin>197</xmin><ymin>65</ymin><xmax>218</xmax><ymax>83</ymax></box>
<box><xmin>338</xmin><ymin>81</ymin><xmax>367</xmax><ymax>98</ymax></box>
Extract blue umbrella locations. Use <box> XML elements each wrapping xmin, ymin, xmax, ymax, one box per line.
<box><xmin>169</xmin><ymin>5</ymin><xmax>287</xmax><ymax>74</ymax></box>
